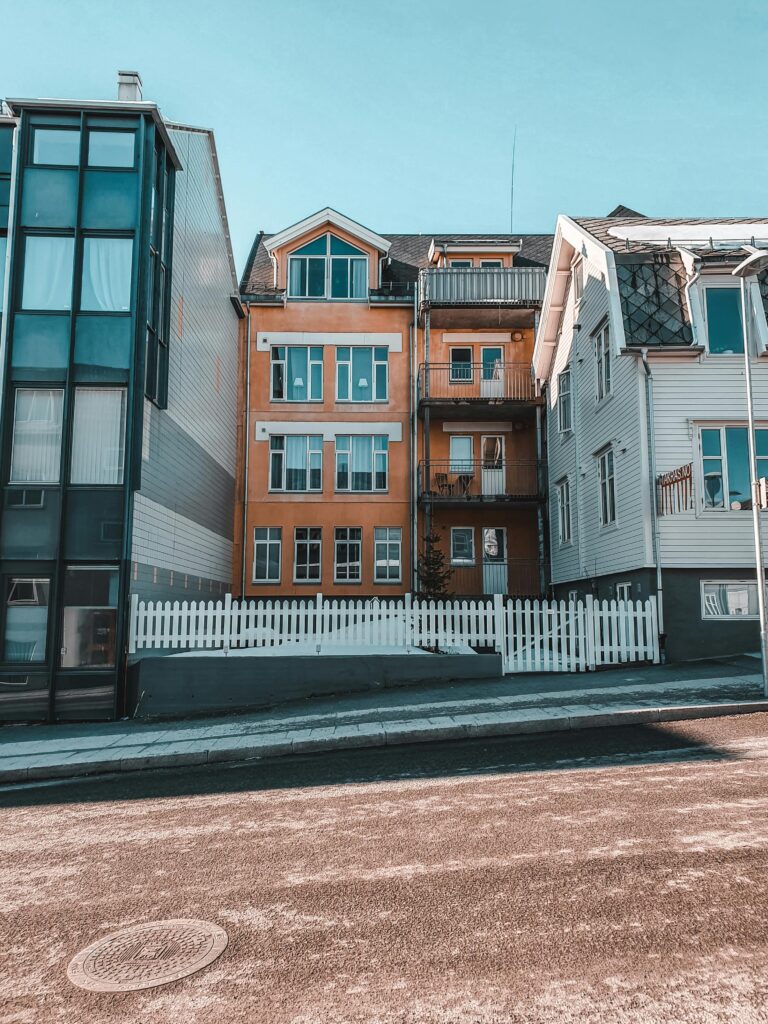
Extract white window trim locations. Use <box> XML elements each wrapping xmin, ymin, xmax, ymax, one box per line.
<box><xmin>450</xmin><ymin>259</ymin><xmax>473</xmax><ymax>268</ymax></box>
<box><xmin>335</xmin><ymin>346</ymin><xmax>389</xmax><ymax>403</ymax></box>
<box><xmin>270</xmin><ymin>345</ymin><xmax>323</xmax><ymax>403</ymax></box>
<box><xmin>700</xmin><ymin>579</ymin><xmax>765</xmax><ymax>620</ymax></box>
<box><xmin>286</xmin><ymin>233</ymin><xmax>369</xmax><ymax>301</ymax></box>
<box><xmin>450</xmin><ymin>526</ymin><xmax>475</xmax><ymax>566</ymax></box>
<box><xmin>597</xmin><ymin>447</ymin><xmax>617</xmax><ymax>527</ymax></box>
<box><xmin>595</xmin><ymin>323</ymin><xmax>612</xmax><ymax>402</ymax></box>
<box><xmin>268</xmin><ymin>434</ymin><xmax>323</xmax><ymax>493</ymax></box>
<box><xmin>374</xmin><ymin>527</ymin><xmax>402</xmax><ymax>584</ymax></box>
<box><xmin>572</xmin><ymin>256</ymin><xmax>584</xmax><ymax>304</ymax></box>
<box><xmin>293</xmin><ymin>528</ymin><xmax>322</xmax><ymax>585</ymax></box>
<box><xmin>252</xmin><ymin>527</ymin><xmax>281</xmax><ymax>584</ymax></box>
<box><xmin>615</xmin><ymin>582</ymin><xmax>632</xmax><ymax>601</ymax></box>
<box><xmin>449</xmin><ymin>346</ymin><xmax>474</xmax><ymax>383</ymax></box>
<box><xmin>700</xmin><ymin>277</ymin><xmax>746</xmax><ymax>356</ymax></box>
<box><xmin>480</xmin><ymin>259</ymin><xmax>503</xmax><ymax>268</ymax></box>
<box><xmin>697</xmin><ymin>422</ymin><xmax>768</xmax><ymax>513</ymax></box>
<box><xmin>556</xmin><ymin>477</ymin><xmax>572</xmax><ymax>545</ymax></box>
<box><xmin>335</xmin><ymin>435</ymin><xmax>389</xmax><ymax>493</ymax></box>
<box><xmin>334</xmin><ymin>527</ymin><xmax>363</xmax><ymax>584</ymax></box>
<box><xmin>449</xmin><ymin>434</ymin><xmax>474</xmax><ymax>473</ymax></box>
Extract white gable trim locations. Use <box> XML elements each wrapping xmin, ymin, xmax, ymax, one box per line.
<box><xmin>264</xmin><ymin>208</ymin><xmax>391</xmax><ymax>255</ymax></box>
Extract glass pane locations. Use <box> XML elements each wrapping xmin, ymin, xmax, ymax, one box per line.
<box><xmin>450</xmin><ymin>436</ymin><xmax>472</xmax><ymax>472</ymax></box>
<box><xmin>702</xmin><ymin>582</ymin><xmax>758</xmax><ymax>617</ymax></box>
<box><xmin>452</xmin><ymin>529</ymin><xmax>473</xmax><ymax>562</ymax></box>
<box><xmin>702</xmin><ymin>460</ymin><xmax>724</xmax><ymax>507</ymax></box>
<box><xmin>11</xmin><ymin>314</ymin><xmax>69</xmax><ymax>374</ymax></box>
<box><xmin>61</xmin><ymin>568</ymin><xmax>119</xmax><ymax>668</ymax></box>
<box><xmin>350</xmin><ymin>258</ymin><xmax>367</xmax><ymax>298</ymax></box>
<box><xmin>0</xmin><ymin>237</ymin><xmax>5</xmax><ymax>313</ymax></box>
<box><xmin>375</xmin><ymin>362</ymin><xmax>387</xmax><ymax>400</ymax></box>
<box><xmin>482</xmin><ymin>348</ymin><xmax>503</xmax><ymax>379</ymax></box>
<box><xmin>32</xmin><ymin>128</ymin><xmax>80</xmax><ymax>166</ymax></box>
<box><xmin>21</xmin><ymin>168</ymin><xmax>78</xmax><ymax>228</ymax></box>
<box><xmin>725</xmin><ymin>427</ymin><xmax>750</xmax><ymax>508</ymax></box>
<box><xmin>330</xmin><ymin>235</ymin><xmax>365</xmax><ymax>255</ymax></box>
<box><xmin>267</xmin><ymin>544</ymin><xmax>280</xmax><ymax>580</ymax></box>
<box><xmin>310</xmin><ymin>361</ymin><xmax>322</xmax><ymax>400</ymax></box>
<box><xmin>285</xmin><ymin>435</ymin><xmax>307</xmax><ymax>490</ymax></box>
<box><xmin>81</xmin><ymin>171</ymin><xmax>138</xmax><ymax>230</ymax></box>
<box><xmin>307</xmin><ymin>257</ymin><xmax>325</xmax><ymax>297</ymax></box>
<box><xmin>73</xmin><ymin>315</ymin><xmax>132</xmax><ymax>379</ymax></box>
<box><xmin>4</xmin><ymin>578</ymin><xmax>49</xmax><ymax>662</ymax></box>
<box><xmin>701</xmin><ymin>428</ymin><xmax>721</xmax><ymax>457</ymax></box>
<box><xmin>756</xmin><ymin>431</ymin><xmax>768</xmax><ymax>459</ymax></box>
<box><xmin>288</xmin><ymin>258</ymin><xmax>305</xmax><ymax>296</ymax></box>
<box><xmin>331</xmin><ymin>258</ymin><xmax>349</xmax><ymax>298</ymax></box>
<box><xmin>70</xmin><ymin>388</ymin><xmax>126</xmax><ymax>484</ymax></box>
<box><xmin>706</xmin><ymin>288</ymin><xmax>744</xmax><ymax>354</ymax></box>
<box><xmin>1</xmin><ymin>487</ymin><xmax>61</xmax><ymax>559</ymax></box>
<box><xmin>10</xmin><ymin>389</ymin><xmax>64</xmax><ymax>483</ymax></box>
<box><xmin>351</xmin><ymin>436</ymin><xmax>373</xmax><ymax>490</ymax></box>
<box><xmin>271</xmin><ymin>361</ymin><xmax>284</xmax><ymax>399</ymax></box>
<box><xmin>292</xmin><ymin>236</ymin><xmax>327</xmax><ymax>256</ymax></box>
<box><xmin>450</xmin><ymin>349</ymin><xmax>472</xmax><ymax>380</ymax></box>
<box><xmin>80</xmin><ymin>237</ymin><xmax>133</xmax><ymax>311</ymax></box>
<box><xmin>22</xmin><ymin>236</ymin><xmax>74</xmax><ymax>310</ymax></box>
<box><xmin>64</xmin><ymin>489</ymin><xmax>123</xmax><ymax>559</ymax></box>
<box><xmin>286</xmin><ymin>348</ymin><xmax>308</xmax><ymax>401</ymax></box>
<box><xmin>352</xmin><ymin>348</ymin><xmax>373</xmax><ymax>400</ymax></box>
<box><xmin>88</xmin><ymin>131</ymin><xmax>135</xmax><ymax>168</ymax></box>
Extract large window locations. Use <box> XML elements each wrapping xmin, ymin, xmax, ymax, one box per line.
<box><xmin>557</xmin><ymin>369</ymin><xmax>572</xmax><ymax>432</ymax></box>
<box><xmin>701</xmin><ymin>580</ymin><xmax>765</xmax><ymax>619</ymax></box>
<box><xmin>294</xmin><ymin>527</ymin><xmax>322</xmax><ymax>584</ymax></box>
<box><xmin>557</xmin><ymin>477</ymin><xmax>572</xmax><ymax>543</ymax></box>
<box><xmin>449</xmin><ymin>435</ymin><xmax>473</xmax><ymax>473</ymax></box>
<box><xmin>598</xmin><ymin>448</ymin><xmax>616</xmax><ymax>526</ymax></box>
<box><xmin>449</xmin><ymin>347</ymin><xmax>473</xmax><ymax>382</ymax></box>
<box><xmin>704</xmin><ymin>286</ymin><xmax>744</xmax><ymax>355</ymax></box>
<box><xmin>10</xmin><ymin>388</ymin><xmax>64</xmax><ymax>483</ymax></box>
<box><xmin>700</xmin><ymin>426</ymin><xmax>768</xmax><ymax>510</ymax></box>
<box><xmin>31</xmin><ymin>127</ymin><xmax>80</xmax><ymax>166</ymax></box>
<box><xmin>4</xmin><ymin>577</ymin><xmax>49</xmax><ymax>663</ymax></box>
<box><xmin>271</xmin><ymin>346</ymin><xmax>323</xmax><ymax>402</ymax></box>
<box><xmin>336</xmin><ymin>347</ymin><xmax>388</xmax><ymax>402</ymax></box>
<box><xmin>450</xmin><ymin>527</ymin><xmax>475</xmax><ymax>565</ymax></box>
<box><xmin>269</xmin><ymin>435</ymin><xmax>323</xmax><ymax>491</ymax></box>
<box><xmin>70</xmin><ymin>388</ymin><xmax>127</xmax><ymax>485</ymax></box>
<box><xmin>287</xmin><ymin>233</ymin><xmax>368</xmax><ymax>300</ymax></box>
<box><xmin>335</xmin><ymin>436</ymin><xmax>388</xmax><ymax>492</ymax></box>
<box><xmin>60</xmin><ymin>567</ymin><xmax>119</xmax><ymax>668</ymax></box>
<box><xmin>253</xmin><ymin>527</ymin><xmax>281</xmax><ymax>583</ymax></box>
<box><xmin>80</xmin><ymin>237</ymin><xmax>133</xmax><ymax>311</ymax></box>
<box><xmin>374</xmin><ymin>527</ymin><xmax>402</xmax><ymax>583</ymax></box>
<box><xmin>595</xmin><ymin>324</ymin><xmax>611</xmax><ymax>400</ymax></box>
<box><xmin>22</xmin><ymin>235</ymin><xmax>75</xmax><ymax>310</ymax></box>
<box><xmin>87</xmin><ymin>131</ymin><xmax>135</xmax><ymax>169</ymax></box>
<box><xmin>334</xmin><ymin>527</ymin><xmax>362</xmax><ymax>582</ymax></box>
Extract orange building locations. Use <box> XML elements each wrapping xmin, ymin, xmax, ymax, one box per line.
<box><xmin>234</xmin><ymin>209</ymin><xmax>551</xmax><ymax>599</ymax></box>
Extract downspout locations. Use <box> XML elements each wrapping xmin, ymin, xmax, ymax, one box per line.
<box><xmin>240</xmin><ymin>300</ymin><xmax>252</xmax><ymax>597</ymax></box>
<box><xmin>410</xmin><ymin>283</ymin><xmax>418</xmax><ymax>592</ymax></box>
<box><xmin>640</xmin><ymin>347</ymin><xmax>666</xmax><ymax>658</ymax></box>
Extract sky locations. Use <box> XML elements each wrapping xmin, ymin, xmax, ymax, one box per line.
<box><xmin>1</xmin><ymin>0</ymin><xmax>766</xmax><ymax>277</ymax></box>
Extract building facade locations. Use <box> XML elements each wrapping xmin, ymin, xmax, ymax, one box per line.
<box><xmin>533</xmin><ymin>208</ymin><xmax>768</xmax><ymax>661</ymax></box>
<box><xmin>0</xmin><ymin>73</ymin><xmax>240</xmax><ymax>721</ymax></box>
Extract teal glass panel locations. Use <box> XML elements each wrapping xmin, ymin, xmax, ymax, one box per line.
<box><xmin>31</xmin><ymin>128</ymin><xmax>80</xmax><ymax>166</ymax></box>
<box><xmin>351</xmin><ymin>348</ymin><xmax>373</xmax><ymax>400</ymax></box>
<box><xmin>0</xmin><ymin>179</ymin><xmax>10</xmax><ymax>221</ymax></box>
<box><xmin>81</xmin><ymin>171</ymin><xmax>138</xmax><ymax>230</ymax></box>
<box><xmin>756</xmin><ymin>430</ymin><xmax>768</xmax><ymax>458</ymax></box>
<box><xmin>330</xmin><ymin>235</ymin><xmax>365</xmax><ymax>255</ymax></box>
<box><xmin>87</xmin><ymin>131</ymin><xmax>135</xmax><ymax>168</ymax></box>
<box><xmin>725</xmin><ymin>427</ymin><xmax>750</xmax><ymax>507</ymax></box>
<box><xmin>307</xmin><ymin>257</ymin><xmax>325</xmax><ymax>296</ymax></box>
<box><xmin>1</xmin><ymin>487</ymin><xmax>61</xmax><ymax>559</ymax></box>
<box><xmin>331</xmin><ymin>257</ymin><xmax>349</xmax><ymax>298</ymax></box>
<box><xmin>22</xmin><ymin>236</ymin><xmax>74</xmax><ymax>310</ymax></box>
<box><xmin>350</xmin><ymin>258</ymin><xmax>367</xmax><ymax>297</ymax></box>
<box><xmin>11</xmin><ymin>314</ymin><xmax>69</xmax><ymax>376</ymax></box>
<box><xmin>292</xmin><ymin>236</ymin><xmax>327</xmax><ymax>256</ymax></box>
<box><xmin>0</xmin><ymin>237</ymin><xmax>6</xmax><ymax>312</ymax></box>
<box><xmin>0</xmin><ymin>127</ymin><xmax>13</xmax><ymax>174</ymax></box>
<box><xmin>64</xmin><ymin>491</ymin><xmax>124</xmax><ymax>560</ymax></box>
<box><xmin>706</xmin><ymin>287</ymin><xmax>744</xmax><ymax>354</ymax></box>
<box><xmin>21</xmin><ymin>168</ymin><xmax>78</xmax><ymax>228</ymax></box>
<box><xmin>74</xmin><ymin>315</ymin><xmax>132</xmax><ymax>381</ymax></box>
<box><xmin>80</xmin><ymin>238</ymin><xmax>133</xmax><ymax>312</ymax></box>
<box><xmin>286</xmin><ymin>348</ymin><xmax>308</xmax><ymax>401</ymax></box>
<box><xmin>701</xmin><ymin>429</ymin><xmax>721</xmax><ymax>456</ymax></box>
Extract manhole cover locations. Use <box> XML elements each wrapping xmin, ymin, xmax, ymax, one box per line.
<box><xmin>67</xmin><ymin>919</ymin><xmax>228</xmax><ymax>992</ymax></box>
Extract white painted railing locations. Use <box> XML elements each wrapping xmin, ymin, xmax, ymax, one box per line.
<box><xmin>129</xmin><ymin>593</ymin><xmax>660</xmax><ymax>673</ymax></box>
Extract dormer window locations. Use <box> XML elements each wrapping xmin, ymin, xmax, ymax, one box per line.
<box><xmin>287</xmin><ymin>233</ymin><xmax>368</xmax><ymax>300</ymax></box>
<box><xmin>702</xmin><ymin>282</ymin><xmax>744</xmax><ymax>354</ymax></box>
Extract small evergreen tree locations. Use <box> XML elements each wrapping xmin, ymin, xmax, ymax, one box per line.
<box><xmin>417</xmin><ymin>530</ymin><xmax>453</xmax><ymax>599</ymax></box>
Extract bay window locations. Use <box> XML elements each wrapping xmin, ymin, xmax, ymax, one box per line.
<box><xmin>336</xmin><ymin>347</ymin><xmax>388</xmax><ymax>401</ymax></box>
<box><xmin>269</xmin><ymin>435</ymin><xmax>323</xmax><ymax>492</ymax></box>
<box><xmin>294</xmin><ymin>527</ymin><xmax>322</xmax><ymax>584</ymax></box>
<box><xmin>287</xmin><ymin>233</ymin><xmax>368</xmax><ymax>300</ymax></box>
<box><xmin>10</xmin><ymin>388</ymin><xmax>64</xmax><ymax>483</ymax></box>
<box><xmin>334</xmin><ymin>527</ymin><xmax>362</xmax><ymax>582</ymax></box>
<box><xmin>700</xmin><ymin>426</ymin><xmax>768</xmax><ymax>510</ymax></box>
<box><xmin>22</xmin><ymin>235</ymin><xmax>74</xmax><ymax>310</ymax></box>
<box><xmin>271</xmin><ymin>346</ymin><xmax>323</xmax><ymax>401</ymax></box>
<box><xmin>70</xmin><ymin>388</ymin><xmax>127</xmax><ymax>485</ymax></box>
<box><xmin>335</xmin><ymin>435</ymin><xmax>388</xmax><ymax>492</ymax></box>
<box><xmin>374</xmin><ymin>527</ymin><xmax>402</xmax><ymax>583</ymax></box>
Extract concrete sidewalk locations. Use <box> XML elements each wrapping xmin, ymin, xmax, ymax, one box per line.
<box><xmin>1</xmin><ymin>655</ymin><xmax>767</xmax><ymax>785</ymax></box>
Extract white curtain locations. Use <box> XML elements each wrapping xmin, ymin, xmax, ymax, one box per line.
<box><xmin>70</xmin><ymin>388</ymin><xmax>126</xmax><ymax>484</ymax></box>
<box><xmin>81</xmin><ymin>237</ymin><xmax>132</xmax><ymax>311</ymax></box>
<box><xmin>351</xmin><ymin>435</ymin><xmax>372</xmax><ymax>490</ymax></box>
<box><xmin>22</xmin><ymin>236</ymin><xmax>74</xmax><ymax>310</ymax></box>
<box><xmin>350</xmin><ymin>258</ymin><xmax>367</xmax><ymax>298</ymax></box>
<box><xmin>285</xmin><ymin>435</ymin><xmax>307</xmax><ymax>490</ymax></box>
<box><xmin>10</xmin><ymin>389</ymin><xmax>64</xmax><ymax>483</ymax></box>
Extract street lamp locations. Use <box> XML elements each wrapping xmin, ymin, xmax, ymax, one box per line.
<box><xmin>732</xmin><ymin>250</ymin><xmax>768</xmax><ymax>696</ymax></box>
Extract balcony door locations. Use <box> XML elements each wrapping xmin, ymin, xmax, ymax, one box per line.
<box><xmin>482</xmin><ymin>527</ymin><xmax>507</xmax><ymax>595</ymax></box>
<box><xmin>480</xmin><ymin>346</ymin><xmax>504</xmax><ymax>398</ymax></box>
<box><xmin>481</xmin><ymin>435</ymin><xmax>504</xmax><ymax>495</ymax></box>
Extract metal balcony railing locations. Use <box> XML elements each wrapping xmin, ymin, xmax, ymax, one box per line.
<box><xmin>419</xmin><ymin>460</ymin><xmax>540</xmax><ymax>500</ymax></box>
<box><xmin>419</xmin><ymin>267</ymin><xmax>547</xmax><ymax>306</ymax></box>
<box><xmin>418</xmin><ymin>362</ymin><xmax>537</xmax><ymax>402</ymax></box>
<box><xmin>447</xmin><ymin>560</ymin><xmax>542</xmax><ymax>597</ymax></box>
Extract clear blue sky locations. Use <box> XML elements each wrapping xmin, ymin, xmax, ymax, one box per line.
<box><xmin>2</xmin><ymin>0</ymin><xmax>766</xmax><ymax>275</ymax></box>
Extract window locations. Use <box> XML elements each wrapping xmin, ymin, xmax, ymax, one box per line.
<box><xmin>0</xmin><ymin>235</ymin><xmax>6</xmax><ymax>313</ymax></box>
<box><xmin>449</xmin><ymin>435</ymin><xmax>473</xmax><ymax>473</ymax></box>
<box><xmin>336</xmin><ymin>347</ymin><xmax>388</xmax><ymax>401</ymax></box>
<box><xmin>287</xmin><ymin>233</ymin><xmax>368</xmax><ymax>300</ymax></box>
<box><xmin>572</xmin><ymin>258</ymin><xmax>584</xmax><ymax>302</ymax></box>
<box><xmin>557</xmin><ymin>478</ymin><xmax>572</xmax><ymax>544</ymax></box>
<box><xmin>449</xmin><ymin>347</ymin><xmax>473</xmax><ymax>382</ymax></box>
<box><xmin>700</xmin><ymin>426</ymin><xmax>768</xmax><ymax>510</ymax></box>
<box><xmin>145</xmin><ymin>145</ymin><xmax>173</xmax><ymax>407</ymax></box>
<box><xmin>616</xmin><ymin>582</ymin><xmax>632</xmax><ymax>602</ymax></box>
<box><xmin>253</xmin><ymin>527</ymin><xmax>281</xmax><ymax>583</ymax></box>
<box><xmin>374</xmin><ymin>527</ymin><xmax>402</xmax><ymax>583</ymax></box>
<box><xmin>4</xmin><ymin>577</ymin><xmax>49</xmax><ymax>662</ymax></box>
<box><xmin>598</xmin><ymin>448</ymin><xmax>616</xmax><ymax>525</ymax></box>
<box><xmin>60</xmin><ymin>567</ymin><xmax>119</xmax><ymax>668</ymax></box>
<box><xmin>22</xmin><ymin>235</ymin><xmax>75</xmax><ymax>310</ymax></box>
<box><xmin>10</xmin><ymin>389</ymin><xmax>64</xmax><ymax>483</ymax></box>
<box><xmin>336</xmin><ymin>436</ymin><xmax>388</xmax><ymax>491</ymax></box>
<box><xmin>269</xmin><ymin>435</ymin><xmax>323</xmax><ymax>492</ymax></box>
<box><xmin>31</xmin><ymin>127</ymin><xmax>80</xmax><ymax>166</ymax></box>
<box><xmin>701</xmin><ymin>580</ymin><xmax>765</xmax><ymax>619</ymax></box>
<box><xmin>704</xmin><ymin>286</ymin><xmax>744</xmax><ymax>354</ymax></box>
<box><xmin>294</xmin><ymin>527</ymin><xmax>322</xmax><ymax>584</ymax></box>
<box><xmin>480</xmin><ymin>260</ymin><xmax>503</xmax><ymax>268</ymax></box>
<box><xmin>595</xmin><ymin>325</ymin><xmax>611</xmax><ymax>400</ymax></box>
<box><xmin>557</xmin><ymin>369</ymin><xmax>572</xmax><ymax>432</ymax></box>
<box><xmin>271</xmin><ymin>346</ymin><xmax>323</xmax><ymax>402</ymax></box>
<box><xmin>70</xmin><ymin>388</ymin><xmax>126</xmax><ymax>485</ymax></box>
<box><xmin>87</xmin><ymin>131</ymin><xmax>135</xmax><ymax>168</ymax></box>
<box><xmin>450</xmin><ymin>527</ymin><xmax>475</xmax><ymax>565</ymax></box>
<box><xmin>80</xmin><ymin>237</ymin><xmax>133</xmax><ymax>311</ymax></box>
<box><xmin>450</xmin><ymin>259</ymin><xmax>472</xmax><ymax>268</ymax></box>
<box><xmin>334</xmin><ymin>527</ymin><xmax>362</xmax><ymax>582</ymax></box>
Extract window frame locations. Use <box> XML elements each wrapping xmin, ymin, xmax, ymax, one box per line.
<box><xmin>698</xmin><ymin>423</ymin><xmax>768</xmax><ymax>512</ymax></box>
<box><xmin>450</xmin><ymin>526</ymin><xmax>475</xmax><ymax>566</ymax></box>
<box><xmin>9</xmin><ymin>387</ymin><xmax>65</xmax><ymax>485</ymax></box>
<box><xmin>293</xmin><ymin>527</ymin><xmax>322</xmax><ymax>585</ymax></box>
<box><xmin>335</xmin><ymin>435</ymin><xmax>389</xmax><ymax>493</ymax></box>
<box><xmin>270</xmin><ymin>345</ymin><xmax>324</xmax><ymax>403</ymax></box>
<box><xmin>268</xmin><ymin>434</ymin><xmax>323</xmax><ymax>493</ymax></box>
<box><xmin>572</xmin><ymin>257</ymin><xmax>584</xmax><ymax>303</ymax></box>
<box><xmin>597</xmin><ymin>447</ymin><xmax>616</xmax><ymax>527</ymax></box>
<box><xmin>557</xmin><ymin>368</ymin><xmax>572</xmax><ymax>433</ymax></box>
<box><xmin>69</xmin><ymin>386</ymin><xmax>127</xmax><ymax>486</ymax></box>
<box><xmin>86</xmin><ymin>129</ymin><xmax>137</xmax><ymax>170</ymax></box>
<box><xmin>373</xmin><ymin>527</ymin><xmax>402</xmax><ymax>584</ymax></box>
<box><xmin>701</xmin><ymin>279</ymin><xmax>745</xmax><ymax>356</ymax></box>
<box><xmin>449</xmin><ymin>434</ymin><xmax>473</xmax><ymax>473</ymax></box>
<box><xmin>334</xmin><ymin>527</ymin><xmax>363</xmax><ymax>583</ymax></box>
<box><xmin>2</xmin><ymin>575</ymin><xmax>51</xmax><ymax>664</ymax></box>
<box><xmin>595</xmin><ymin>323</ymin><xmax>612</xmax><ymax>401</ymax></box>
<box><xmin>252</xmin><ymin>527</ymin><xmax>282</xmax><ymax>584</ymax></box>
<box><xmin>557</xmin><ymin>477</ymin><xmax>572</xmax><ymax>545</ymax></box>
<box><xmin>700</xmin><ymin>579</ymin><xmax>766</xmax><ymax>620</ymax></box>
<box><xmin>449</xmin><ymin>259</ymin><xmax>473</xmax><ymax>268</ymax></box>
<box><xmin>480</xmin><ymin>259</ymin><xmax>503</xmax><ymax>268</ymax></box>
<box><xmin>449</xmin><ymin>347</ymin><xmax>473</xmax><ymax>383</ymax></box>
<box><xmin>335</xmin><ymin>346</ymin><xmax>389</xmax><ymax>403</ymax></box>
<box><xmin>29</xmin><ymin>126</ymin><xmax>81</xmax><ymax>168</ymax></box>
<box><xmin>286</xmin><ymin>233</ymin><xmax>369</xmax><ymax>301</ymax></box>
<box><xmin>20</xmin><ymin>233</ymin><xmax>76</xmax><ymax>312</ymax></box>
<box><xmin>615</xmin><ymin>582</ymin><xmax>632</xmax><ymax>602</ymax></box>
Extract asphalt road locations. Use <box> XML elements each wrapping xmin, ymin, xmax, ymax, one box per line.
<box><xmin>4</xmin><ymin>714</ymin><xmax>768</xmax><ymax>1023</ymax></box>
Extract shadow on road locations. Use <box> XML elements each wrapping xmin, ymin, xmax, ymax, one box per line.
<box><xmin>0</xmin><ymin>721</ymin><xmax>740</xmax><ymax>809</ymax></box>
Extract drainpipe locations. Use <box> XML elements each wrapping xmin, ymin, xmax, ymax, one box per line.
<box><xmin>410</xmin><ymin>287</ymin><xmax>418</xmax><ymax>593</ymax></box>
<box><xmin>535</xmin><ymin>402</ymin><xmax>547</xmax><ymax>594</ymax></box>
<box><xmin>240</xmin><ymin>300</ymin><xmax>252</xmax><ymax>598</ymax></box>
<box><xmin>639</xmin><ymin>347</ymin><xmax>666</xmax><ymax>658</ymax></box>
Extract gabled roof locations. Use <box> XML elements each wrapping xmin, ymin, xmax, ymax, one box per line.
<box><xmin>574</xmin><ymin>215</ymin><xmax>768</xmax><ymax>255</ymax></box>
<box><xmin>606</xmin><ymin>204</ymin><xmax>646</xmax><ymax>219</ymax></box>
<box><xmin>263</xmin><ymin>207</ymin><xmax>391</xmax><ymax>256</ymax></box>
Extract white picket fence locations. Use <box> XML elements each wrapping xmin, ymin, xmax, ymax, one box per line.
<box><xmin>129</xmin><ymin>592</ymin><xmax>659</xmax><ymax>673</ymax></box>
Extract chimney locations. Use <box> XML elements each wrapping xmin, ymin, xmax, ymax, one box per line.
<box><xmin>117</xmin><ymin>70</ymin><xmax>143</xmax><ymax>102</ymax></box>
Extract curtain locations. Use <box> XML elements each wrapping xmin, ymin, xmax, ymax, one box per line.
<box><xmin>22</xmin><ymin>236</ymin><xmax>74</xmax><ymax>310</ymax></box>
<box><xmin>10</xmin><ymin>389</ymin><xmax>64</xmax><ymax>483</ymax></box>
<box><xmin>351</xmin><ymin>436</ymin><xmax>372</xmax><ymax>490</ymax></box>
<box><xmin>286</xmin><ymin>348</ymin><xmax>308</xmax><ymax>401</ymax></box>
<box><xmin>285</xmin><ymin>435</ymin><xmax>307</xmax><ymax>490</ymax></box>
<box><xmin>351</xmin><ymin>348</ymin><xmax>372</xmax><ymax>400</ymax></box>
<box><xmin>351</xmin><ymin>258</ymin><xmax>367</xmax><ymax>298</ymax></box>
<box><xmin>81</xmin><ymin>237</ymin><xmax>132</xmax><ymax>311</ymax></box>
<box><xmin>70</xmin><ymin>388</ymin><xmax>126</xmax><ymax>484</ymax></box>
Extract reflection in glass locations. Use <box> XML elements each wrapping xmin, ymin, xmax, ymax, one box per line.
<box><xmin>60</xmin><ymin>567</ymin><xmax>119</xmax><ymax>668</ymax></box>
<box><xmin>88</xmin><ymin>131</ymin><xmax>135</xmax><ymax>168</ymax></box>
<box><xmin>4</xmin><ymin>578</ymin><xmax>49</xmax><ymax>662</ymax></box>
<box><xmin>10</xmin><ymin>388</ymin><xmax>64</xmax><ymax>483</ymax></box>
<box><xmin>22</xmin><ymin>236</ymin><xmax>74</xmax><ymax>310</ymax></box>
<box><xmin>32</xmin><ymin>128</ymin><xmax>80</xmax><ymax>166</ymax></box>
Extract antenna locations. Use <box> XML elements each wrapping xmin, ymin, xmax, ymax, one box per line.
<box><xmin>510</xmin><ymin>125</ymin><xmax>517</xmax><ymax>234</ymax></box>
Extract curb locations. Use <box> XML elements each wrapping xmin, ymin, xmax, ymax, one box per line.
<box><xmin>3</xmin><ymin>699</ymin><xmax>768</xmax><ymax>786</ymax></box>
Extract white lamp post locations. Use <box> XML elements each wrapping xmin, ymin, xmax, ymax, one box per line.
<box><xmin>732</xmin><ymin>251</ymin><xmax>768</xmax><ymax>696</ymax></box>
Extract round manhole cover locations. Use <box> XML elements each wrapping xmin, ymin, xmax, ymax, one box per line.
<box><xmin>67</xmin><ymin>919</ymin><xmax>228</xmax><ymax>992</ymax></box>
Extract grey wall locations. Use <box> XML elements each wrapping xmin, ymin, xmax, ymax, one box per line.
<box><xmin>663</xmin><ymin>568</ymin><xmax>760</xmax><ymax>663</ymax></box>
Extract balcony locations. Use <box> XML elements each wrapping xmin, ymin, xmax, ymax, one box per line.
<box><xmin>419</xmin><ymin>267</ymin><xmax>547</xmax><ymax>307</ymax></box>
<box><xmin>419</xmin><ymin>460</ymin><xmax>541</xmax><ymax>504</ymax></box>
<box><xmin>418</xmin><ymin>362</ymin><xmax>540</xmax><ymax>413</ymax></box>
<box><xmin>447</xmin><ymin>559</ymin><xmax>542</xmax><ymax>598</ymax></box>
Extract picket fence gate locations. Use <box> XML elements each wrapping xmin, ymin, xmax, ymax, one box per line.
<box><xmin>129</xmin><ymin>592</ymin><xmax>660</xmax><ymax>674</ymax></box>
